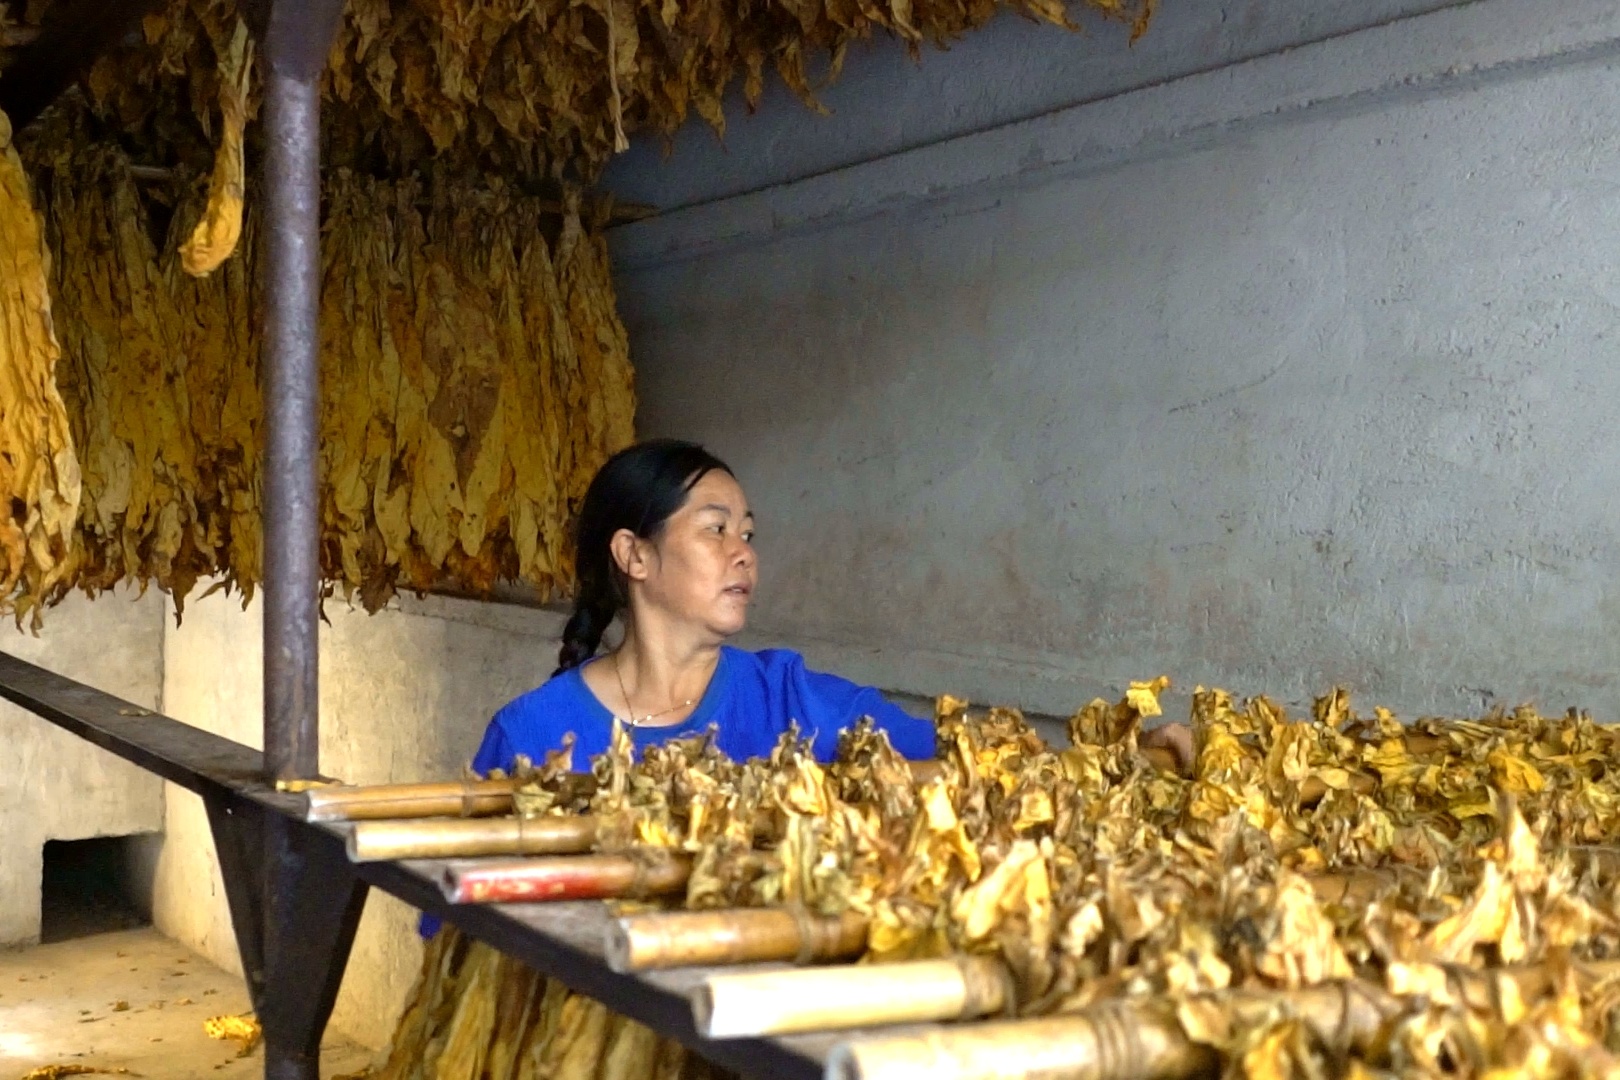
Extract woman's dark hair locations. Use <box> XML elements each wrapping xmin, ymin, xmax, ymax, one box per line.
<box><xmin>556</xmin><ymin>439</ymin><xmax>734</xmax><ymax>674</ymax></box>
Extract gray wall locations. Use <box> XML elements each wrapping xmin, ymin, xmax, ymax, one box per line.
<box><xmin>0</xmin><ymin>592</ymin><xmax>164</xmax><ymax>945</ymax></box>
<box><xmin>603</xmin><ymin>0</ymin><xmax>1471</xmax><ymax>208</ymax></box>
<box><xmin>610</xmin><ymin>0</ymin><xmax>1620</xmax><ymax>722</ymax></box>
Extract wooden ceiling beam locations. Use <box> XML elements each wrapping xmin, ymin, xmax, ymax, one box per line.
<box><xmin>0</xmin><ymin>0</ymin><xmax>167</xmax><ymax>130</ymax></box>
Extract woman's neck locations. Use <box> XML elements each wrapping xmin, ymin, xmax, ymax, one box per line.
<box><xmin>611</xmin><ymin>622</ymin><xmax>721</xmax><ymax>724</ymax></box>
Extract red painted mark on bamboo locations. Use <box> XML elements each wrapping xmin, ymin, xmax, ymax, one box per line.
<box><xmin>454</xmin><ymin>865</ymin><xmax>627</xmax><ymax>904</ymax></box>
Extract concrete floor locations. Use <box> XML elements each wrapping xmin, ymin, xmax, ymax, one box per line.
<box><xmin>0</xmin><ymin>927</ymin><xmax>376</xmax><ymax>1079</ymax></box>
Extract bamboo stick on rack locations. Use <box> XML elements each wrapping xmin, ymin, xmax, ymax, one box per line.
<box><xmin>347</xmin><ymin>815</ymin><xmax>600</xmax><ymax>862</ymax></box>
<box><xmin>616</xmin><ymin>872</ymin><xmax>1378</xmax><ymax>976</ymax></box>
<box><xmin>305</xmin><ymin>778</ymin><xmax>525</xmax><ymax>822</ymax></box>
<box><xmin>441</xmin><ymin>852</ymin><xmax>692</xmax><ymax>904</ymax></box>
<box><xmin>825</xmin><ymin>962</ymin><xmax>1620</xmax><ymax>1080</ymax></box>
<box><xmin>826</xmin><ymin>980</ymin><xmax>1395</xmax><ymax>1080</ymax></box>
<box><xmin>695</xmin><ymin>955</ymin><xmax>1010</xmax><ymax>1039</ymax></box>
<box><xmin>308</xmin><ymin>761</ymin><xmax>944</xmax><ymax>823</ymax></box>
<box><xmin>608</xmin><ymin>908</ymin><xmax>869</xmax><ymax>972</ymax></box>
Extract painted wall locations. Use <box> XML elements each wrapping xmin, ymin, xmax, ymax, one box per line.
<box><xmin>612</xmin><ymin>0</ymin><xmax>1620</xmax><ymax>723</ymax></box>
<box><xmin>152</xmin><ymin>590</ymin><xmax>565</xmax><ymax>1050</ymax></box>
<box><xmin>0</xmin><ymin>591</ymin><xmax>164</xmax><ymax>945</ymax></box>
<box><xmin>604</xmin><ymin>0</ymin><xmax>1472</xmax><ymax>208</ymax></box>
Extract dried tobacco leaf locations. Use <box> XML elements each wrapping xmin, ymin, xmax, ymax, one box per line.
<box><xmin>368</xmin><ymin>928</ymin><xmax>716</xmax><ymax>1080</ymax></box>
<box><xmin>202</xmin><ymin>1012</ymin><xmax>262</xmax><ymax>1056</ymax></box>
<box><xmin>66</xmin><ymin>0</ymin><xmax>1154</xmax><ymax>183</ymax></box>
<box><xmin>179</xmin><ymin>18</ymin><xmax>251</xmax><ymax>277</ymax></box>
<box><xmin>20</xmin><ymin>141</ymin><xmax>635</xmax><ymax>618</ymax></box>
<box><xmin>0</xmin><ymin>107</ymin><xmax>81</xmax><ymax>628</ymax></box>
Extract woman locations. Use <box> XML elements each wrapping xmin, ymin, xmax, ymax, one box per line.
<box><xmin>470</xmin><ymin>439</ymin><xmax>937</xmax><ymax>776</ymax></box>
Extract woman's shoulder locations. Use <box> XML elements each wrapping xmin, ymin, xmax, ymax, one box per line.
<box><xmin>492</xmin><ymin>667</ymin><xmax>595</xmax><ymax>731</ymax></box>
<box><xmin>722</xmin><ymin>645</ymin><xmax>808</xmax><ymax>676</ymax></box>
<box><xmin>721</xmin><ymin>645</ymin><xmax>866</xmax><ymax>702</ymax></box>
<box><xmin>476</xmin><ymin>666</ymin><xmax>607</xmax><ymax>774</ymax></box>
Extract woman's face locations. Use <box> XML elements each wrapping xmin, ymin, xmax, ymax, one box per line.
<box><xmin>621</xmin><ymin>469</ymin><xmax>758</xmax><ymax>640</ymax></box>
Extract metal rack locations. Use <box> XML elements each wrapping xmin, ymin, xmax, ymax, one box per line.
<box><xmin>0</xmin><ymin>651</ymin><xmax>843</xmax><ymax>1080</ymax></box>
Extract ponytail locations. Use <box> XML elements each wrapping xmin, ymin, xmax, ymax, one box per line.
<box><xmin>554</xmin><ymin>439</ymin><xmax>733</xmax><ymax>675</ymax></box>
<box><xmin>555</xmin><ymin>599</ymin><xmax>616</xmax><ymax>676</ymax></box>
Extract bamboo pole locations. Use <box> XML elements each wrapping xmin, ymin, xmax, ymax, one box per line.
<box><xmin>826</xmin><ymin>962</ymin><xmax>1620</xmax><ymax>1080</ymax></box>
<box><xmin>1306</xmin><ymin>868</ymin><xmax>1395</xmax><ymax>906</ymax></box>
<box><xmin>608</xmin><ymin>909</ymin><xmax>869</xmax><ymax>973</ymax></box>
<box><xmin>614</xmin><ymin>872</ymin><xmax>1377</xmax><ymax>976</ymax></box>
<box><xmin>441</xmin><ymin>853</ymin><xmax>692</xmax><ymax>904</ymax></box>
<box><xmin>695</xmin><ymin>955</ymin><xmax>1009</xmax><ymax>1039</ymax></box>
<box><xmin>305</xmin><ymin>778</ymin><xmax>524</xmax><ymax>822</ymax></box>
<box><xmin>307</xmin><ymin>761</ymin><xmax>942</xmax><ymax>823</ymax></box>
<box><xmin>825</xmin><ymin>981</ymin><xmax>1396</xmax><ymax>1080</ymax></box>
<box><xmin>347</xmin><ymin>815</ymin><xmax>599</xmax><ymax>862</ymax></box>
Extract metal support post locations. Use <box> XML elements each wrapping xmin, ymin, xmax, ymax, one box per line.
<box><xmin>259</xmin><ymin>0</ymin><xmax>342</xmax><ymax>784</ymax></box>
<box><xmin>251</xmin><ymin>5</ymin><xmax>355</xmax><ymax>1078</ymax></box>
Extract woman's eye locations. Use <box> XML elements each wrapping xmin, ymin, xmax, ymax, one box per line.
<box><xmin>742</xmin><ymin>531</ymin><xmax>755</xmax><ymax>543</ymax></box>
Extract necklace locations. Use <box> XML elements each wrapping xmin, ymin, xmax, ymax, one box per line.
<box><xmin>613</xmin><ymin>653</ymin><xmax>694</xmax><ymax>728</ymax></box>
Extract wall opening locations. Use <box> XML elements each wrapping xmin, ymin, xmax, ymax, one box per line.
<box><xmin>39</xmin><ymin>835</ymin><xmax>157</xmax><ymax>944</ymax></box>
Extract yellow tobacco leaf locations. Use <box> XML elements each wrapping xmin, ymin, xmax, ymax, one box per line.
<box><xmin>1255</xmin><ymin>871</ymin><xmax>1353</xmax><ymax>987</ymax></box>
<box><xmin>181</xmin><ymin>19</ymin><xmax>252</xmax><ymax>276</ymax></box>
<box><xmin>203</xmin><ymin>1013</ymin><xmax>262</xmax><ymax>1056</ymax></box>
<box><xmin>0</xmin><ymin>108</ymin><xmax>81</xmax><ymax>623</ymax></box>
<box><xmin>1105</xmin><ymin>865</ymin><xmax>1165</xmax><ymax>944</ymax></box>
<box><xmin>1488</xmin><ymin>748</ymin><xmax>1547</xmax><ymax>796</ymax></box>
<box><xmin>1011</xmin><ymin>786</ymin><xmax>1055</xmax><ymax>832</ymax></box>
<box><xmin>1241</xmin><ymin>1021</ymin><xmax>1304</xmax><ymax>1080</ymax></box>
<box><xmin>951</xmin><ymin>839</ymin><xmax>1049</xmax><ymax>943</ymax></box>
<box><xmin>1127</xmin><ymin>676</ymin><xmax>1171</xmax><ymax>718</ymax></box>
<box><xmin>1386</xmin><ymin>961</ymin><xmax>1454</xmax><ymax>1005</ymax></box>
<box><xmin>917</xmin><ymin>778</ymin><xmax>981</xmax><ymax>882</ymax></box>
<box><xmin>1059</xmin><ymin>901</ymin><xmax>1104</xmax><ymax>957</ymax></box>
<box><xmin>1425</xmin><ymin>862</ymin><xmax>1515</xmax><ymax>962</ymax></box>
<box><xmin>1164</xmin><ymin>923</ymin><xmax>1232</xmax><ymax>995</ymax></box>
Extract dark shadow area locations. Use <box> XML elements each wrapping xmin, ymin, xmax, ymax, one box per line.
<box><xmin>39</xmin><ymin>835</ymin><xmax>156</xmax><ymax>944</ymax></box>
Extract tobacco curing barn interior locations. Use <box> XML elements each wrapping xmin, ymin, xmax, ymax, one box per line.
<box><xmin>1</xmin><ymin>0</ymin><xmax>1618</xmax><ymax>1078</ymax></box>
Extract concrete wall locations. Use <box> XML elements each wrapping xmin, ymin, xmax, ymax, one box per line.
<box><xmin>153</xmin><ymin>590</ymin><xmax>565</xmax><ymax>1050</ymax></box>
<box><xmin>604</xmin><ymin>0</ymin><xmax>1471</xmax><ymax>208</ymax></box>
<box><xmin>0</xmin><ymin>591</ymin><xmax>165</xmax><ymax>945</ymax></box>
<box><xmin>611</xmin><ymin>0</ymin><xmax>1620</xmax><ymax>723</ymax></box>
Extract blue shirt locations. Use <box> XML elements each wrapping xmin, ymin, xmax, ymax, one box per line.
<box><xmin>473</xmin><ymin>645</ymin><xmax>936</xmax><ymax>771</ymax></box>
<box><xmin>418</xmin><ymin>646</ymin><xmax>934</xmax><ymax>936</ymax></box>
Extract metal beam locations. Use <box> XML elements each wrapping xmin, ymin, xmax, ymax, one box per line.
<box><xmin>0</xmin><ymin>0</ymin><xmax>165</xmax><ymax>130</ymax></box>
<box><xmin>257</xmin><ymin>0</ymin><xmax>345</xmax><ymax>785</ymax></box>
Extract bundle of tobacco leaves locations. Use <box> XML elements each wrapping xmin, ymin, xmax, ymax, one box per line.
<box><xmin>0</xmin><ymin>106</ymin><xmax>80</xmax><ymax>628</ymax></box>
<box><xmin>11</xmin><ymin>0</ymin><xmax>1153</xmax><ymax>186</ymax></box>
<box><xmin>10</xmin><ymin>137</ymin><xmax>633</xmax><ymax>620</ymax></box>
<box><xmin>367</xmin><ymin>923</ymin><xmax>728</xmax><ymax>1080</ymax></box>
<box><xmin>498</xmin><ymin>682</ymin><xmax>1620</xmax><ymax>1079</ymax></box>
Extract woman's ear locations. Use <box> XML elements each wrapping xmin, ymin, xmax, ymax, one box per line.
<box><xmin>609</xmin><ymin>529</ymin><xmax>648</xmax><ymax>581</ymax></box>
